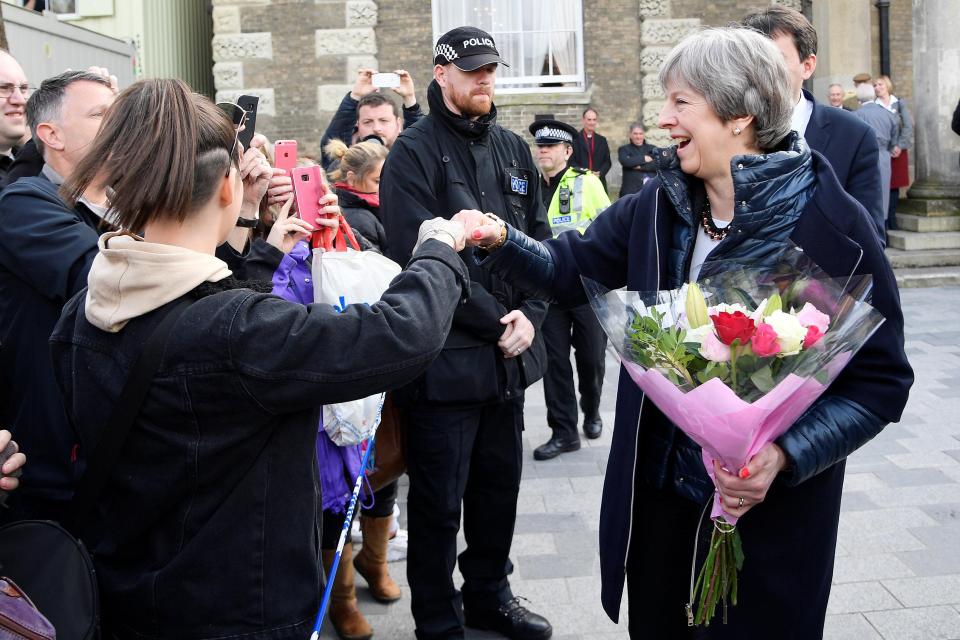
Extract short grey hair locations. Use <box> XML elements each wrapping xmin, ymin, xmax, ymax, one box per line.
<box><xmin>628</xmin><ymin>121</ymin><xmax>644</xmax><ymax>133</ymax></box>
<box><xmin>658</xmin><ymin>27</ymin><xmax>794</xmax><ymax>151</ymax></box>
<box><xmin>26</xmin><ymin>70</ymin><xmax>113</xmax><ymax>155</ymax></box>
<box><xmin>855</xmin><ymin>82</ymin><xmax>876</xmax><ymax>103</ymax></box>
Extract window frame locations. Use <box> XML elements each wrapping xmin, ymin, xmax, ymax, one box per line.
<box><xmin>431</xmin><ymin>0</ymin><xmax>586</xmax><ymax>95</ymax></box>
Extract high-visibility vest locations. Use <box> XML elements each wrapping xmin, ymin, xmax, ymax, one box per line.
<box><xmin>546</xmin><ymin>167</ymin><xmax>611</xmax><ymax>235</ymax></box>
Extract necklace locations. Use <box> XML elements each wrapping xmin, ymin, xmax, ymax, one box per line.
<box><xmin>699</xmin><ymin>199</ymin><xmax>728</xmax><ymax>241</ymax></box>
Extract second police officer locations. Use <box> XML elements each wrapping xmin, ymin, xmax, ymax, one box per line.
<box><xmin>529</xmin><ymin>117</ymin><xmax>610</xmax><ymax>460</ymax></box>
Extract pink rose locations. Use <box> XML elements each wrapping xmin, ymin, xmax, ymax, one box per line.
<box><xmin>699</xmin><ymin>329</ymin><xmax>732</xmax><ymax>362</ymax></box>
<box><xmin>803</xmin><ymin>325</ymin><xmax>824</xmax><ymax>349</ymax></box>
<box><xmin>751</xmin><ymin>323</ymin><xmax>781</xmax><ymax>358</ymax></box>
<box><xmin>794</xmin><ymin>302</ymin><xmax>830</xmax><ymax>333</ymax></box>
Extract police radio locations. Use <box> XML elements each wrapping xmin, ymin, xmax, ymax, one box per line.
<box><xmin>558</xmin><ymin>186</ymin><xmax>571</xmax><ymax>215</ymax></box>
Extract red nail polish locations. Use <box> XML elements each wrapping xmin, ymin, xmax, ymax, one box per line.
<box><xmin>739</xmin><ymin>468</ymin><xmax>750</xmax><ymax>479</ymax></box>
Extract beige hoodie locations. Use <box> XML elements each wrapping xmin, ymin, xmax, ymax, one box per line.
<box><xmin>85</xmin><ymin>231</ymin><xmax>233</xmax><ymax>333</ymax></box>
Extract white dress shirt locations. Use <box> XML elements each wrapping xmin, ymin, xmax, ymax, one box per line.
<box><xmin>791</xmin><ymin>93</ymin><xmax>814</xmax><ymax>138</ymax></box>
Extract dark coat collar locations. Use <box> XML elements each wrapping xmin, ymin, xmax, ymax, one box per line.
<box><xmin>427</xmin><ymin>79</ymin><xmax>496</xmax><ymax>140</ymax></box>
<box><xmin>655</xmin><ymin>132</ymin><xmax>815</xmax><ymax>233</ymax></box>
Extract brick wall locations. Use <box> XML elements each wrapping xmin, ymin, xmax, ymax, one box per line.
<box><xmin>375</xmin><ymin>0</ymin><xmax>433</xmax><ymax>111</ymax></box>
<box><xmin>214</xmin><ymin>0</ymin><xmax>915</xmax><ymax>186</ymax></box>
<box><xmin>213</xmin><ymin>0</ymin><xmax>378</xmax><ymax>160</ymax></box>
<box><xmin>670</xmin><ymin>0</ymin><xmax>767</xmax><ymax>26</ymax></box>
<box><xmin>870</xmin><ymin>0</ymin><xmax>913</xmax><ymax>103</ymax></box>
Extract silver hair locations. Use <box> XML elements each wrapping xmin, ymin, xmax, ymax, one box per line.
<box><xmin>658</xmin><ymin>27</ymin><xmax>794</xmax><ymax>151</ymax></box>
<box><xmin>856</xmin><ymin>82</ymin><xmax>876</xmax><ymax>103</ymax></box>
<box><xmin>628</xmin><ymin>121</ymin><xmax>645</xmax><ymax>133</ymax></box>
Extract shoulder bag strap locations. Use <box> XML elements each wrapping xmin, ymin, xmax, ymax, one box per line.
<box><xmin>67</xmin><ymin>297</ymin><xmax>194</xmax><ymax>533</ymax></box>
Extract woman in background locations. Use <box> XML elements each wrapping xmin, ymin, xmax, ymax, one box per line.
<box><xmin>874</xmin><ymin>75</ymin><xmax>913</xmax><ymax>229</ymax></box>
<box><xmin>324</xmin><ymin>139</ymin><xmax>389</xmax><ymax>252</ymax></box>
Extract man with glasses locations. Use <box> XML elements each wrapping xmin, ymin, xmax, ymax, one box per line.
<box><xmin>0</xmin><ymin>51</ymin><xmax>30</xmax><ymax>184</ymax></box>
<box><xmin>0</xmin><ymin>70</ymin><xmax>117</xmax><ymax>524</ymax></box>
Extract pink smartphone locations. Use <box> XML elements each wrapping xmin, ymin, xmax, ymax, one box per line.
<box><xmin>274</xmin><ymin>140</ymin><xmax>298</xmax><ymax>175</ymax></box>
<box><xmin>291</xmin><ymin>164</ymin><xmax>326</xmax><ymax>221</ymax></box>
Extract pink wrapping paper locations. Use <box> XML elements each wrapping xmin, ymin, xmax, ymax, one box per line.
<box><xmin>622</xmin><ymin>353</ymin><xmax>850</xmax><ymax>524</ymax></box>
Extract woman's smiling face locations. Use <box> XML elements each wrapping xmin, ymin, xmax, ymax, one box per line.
<box><xmin>658</xmin><ymin>81</ymin><xmax>737</xmax><ymax>181</ymax></box>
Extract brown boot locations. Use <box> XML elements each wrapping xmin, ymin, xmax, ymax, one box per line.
<box><xmin>354</xmin><ymin>515</ymin><xmax>402</xmax><ymax>602</ymax></box>
<box><xmin>322</xmin><ymin>545</ymin><xmax>373</xmax><ymax>640</ymax></box>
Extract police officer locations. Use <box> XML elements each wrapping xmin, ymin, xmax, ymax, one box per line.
<box><xmin>529</xmin><ymin>117</ymin><xmax>610</xmax><ymax>460</ymax></box>
<box><xmin>380</xmin><ymin>26</ymin><xmax>553</xmax><ymax>640</ymax></box>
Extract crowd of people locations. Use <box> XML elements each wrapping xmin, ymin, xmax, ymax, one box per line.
<box><xmin>0</xmin><ymin>4</ymin><xmax>919</xmax><ymax>640</ymax></box>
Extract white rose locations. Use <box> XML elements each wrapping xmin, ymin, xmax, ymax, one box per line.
<box><xmin>764</xmin><ymin>310</ymin><xmax>809</xmax><ymax>356</ymax></box>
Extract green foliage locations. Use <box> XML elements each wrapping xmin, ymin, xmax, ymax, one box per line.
<box><xmin>625</xmin><ymin>307</ymin><xmax>701</xmax><ymax>388</ymax></box>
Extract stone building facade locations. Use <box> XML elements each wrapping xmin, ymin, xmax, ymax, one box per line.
<box><xmin>211</xmin><ymin>0</ymin><xmax>917</xmax><ymax>193</ymax></box>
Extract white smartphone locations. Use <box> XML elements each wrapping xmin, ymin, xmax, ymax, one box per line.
<box><xmin>372</xmin><ymin>72</ymin><xmax>401</xmax><ymax>88</ymax></box>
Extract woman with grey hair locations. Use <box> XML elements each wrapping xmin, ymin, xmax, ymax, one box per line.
<box><xmin>454</xmin><ymin>27</ymin><xmax>911</xmax><ymax>638</ymax></box>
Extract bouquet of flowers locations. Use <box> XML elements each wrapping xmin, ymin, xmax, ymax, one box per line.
<box><xmin>583</xmin><ymin>244</ymin><xmax>885</xmax><ymax>626</ymax></box>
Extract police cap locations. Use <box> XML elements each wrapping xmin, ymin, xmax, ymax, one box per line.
<box><xmin>528</xmin><ymin>117</ymin><xmax>577</xmax><ymax>146</ymax></box>
<box><xmin>434</xmin><ymin>26</ymin><xmax>510</xmax><ymax>71</ymax></box>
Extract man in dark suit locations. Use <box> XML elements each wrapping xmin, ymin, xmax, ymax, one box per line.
<box><xmin>743</xmin><ymin>6</ymin><xmax>884</xmax><ymax>244</ymax></box>
<box><xmin>571</xmin><ymin>107</ymin><xmax>612</xmax><ymax>192</ymax></box>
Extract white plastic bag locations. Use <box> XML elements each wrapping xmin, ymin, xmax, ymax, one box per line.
<box><xmin>312</xmin><ymin>246</ymin><xmax>401</xmax><ymax>445</ymax></box>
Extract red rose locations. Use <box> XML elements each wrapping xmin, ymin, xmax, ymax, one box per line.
<box><xmin>803</xmin><ymin>325</ymin><xmax>824</xmax><ymax>349</ymax></box>
<box><xmin>710</xmin><ymin>311</ymin><xmax>756</xmax><ymax>346</ymax></box>
<box><xmin>751</xmin><ymin>323</ymin><xmax>781</xmax><ymax>357</ymax></box>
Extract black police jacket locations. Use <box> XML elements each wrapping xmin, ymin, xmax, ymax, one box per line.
<box><xmin>381</xmin><ymin>80</ymin><xmax>552</xmax><ymax>406</ymax></box>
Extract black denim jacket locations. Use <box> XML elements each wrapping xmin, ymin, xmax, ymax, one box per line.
<box><xmin>50</xmin><ymin>242</ymin><xmax>469</xmax><ymax>639</ymax></box>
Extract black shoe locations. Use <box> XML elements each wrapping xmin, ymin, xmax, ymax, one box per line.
<box><xmin>583</xmin><ymin>415</ymin><xmax>603</xmax><ymax>439</ymax></box>
<box><xmin>533</xmin><ymin>436</ymin><xmax>580</xmax><ymax>460</ymax></box>
<box><xmin>465</xmin><ymin>596</ymin><xmax>553</xmax><ymax>640</ymax></box>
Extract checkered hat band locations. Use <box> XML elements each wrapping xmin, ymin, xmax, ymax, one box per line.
<box><xmin>536</xmin><ymin>127</ymin><xmax>573</xmax><ymax>143</ymax></box>
<box><xmin>435</xmin><ymin>43</ymin><xmax>459</xmax><ymax>62</ymax></box>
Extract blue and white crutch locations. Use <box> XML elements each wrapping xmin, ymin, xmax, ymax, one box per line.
<box><xmin>309</xmin><ymin>413</ymin><xmax>382</xmax><ymax>640</ymax></box>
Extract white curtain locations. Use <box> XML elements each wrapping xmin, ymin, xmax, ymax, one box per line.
<box><xmin>433</xmin><ymin>0</ymin><xmax>580</xmax><ymax>84</ymax></box>
<box><xmin>530</xmin><ymin>1</ymin><xmax>552</xmax><ymax>79</ymax></box>
<box><xmin>550</xmin><ymin>0</ymin><xmax>578</xmax><ymax>78</ymax></box>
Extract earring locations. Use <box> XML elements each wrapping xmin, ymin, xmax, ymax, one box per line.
<box><xmin>733</xmin><ymin>127</ymin><xmax>742</xmax><ymax>136</ymax></box>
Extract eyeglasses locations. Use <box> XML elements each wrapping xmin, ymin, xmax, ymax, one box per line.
<box><xmin>216</xmin><ymin>101</ymin><xmax>248</xmax><ymax>173</ymax></box>
<box><xmin>0</xmin><ymin>83</ymin><xmax>32</xmax><ymax>99</ymax></box>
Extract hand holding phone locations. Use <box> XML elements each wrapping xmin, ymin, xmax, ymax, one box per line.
<box><xmin>372</xmin><ymin>72</ymin><xmax>401</xmax><ymax>89</ymax></box>
<box><xmin>291</xmin><ymin>165</ymin><xmax>327</xmax><ymax>222</ymax></box>
<box><xmin>236</xmin><ymin>94</ymin><xmax>260</xmax><ymax>151</ymax></box>
<box><xmin>274</xmin><ymin>140</ymin><xmax>298</xmax><ymax>174</ymax></box>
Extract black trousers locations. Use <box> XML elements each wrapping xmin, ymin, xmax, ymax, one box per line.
<box><xmin>542</xmin><ymin>303</ymin><xmax>607</xmax><ymax>441</ymax></box>
<box><xmin>406</xmin><ymin>400</ymin><xmax>524</xmax><ymax>640</ymax></box>
<box><xmin>627</xmin><ymin>461</ymin><xmax>845</xmax><ymax>639</ymax></box>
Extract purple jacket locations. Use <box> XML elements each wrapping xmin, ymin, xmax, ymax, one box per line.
<box><xmin>272</xmin><ymin>240</ymin><xmax>362</xmax><ymax>513</ymax></box>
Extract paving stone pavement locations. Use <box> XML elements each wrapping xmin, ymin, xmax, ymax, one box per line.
<box><xmin>321</xmin><ymin>286</ymin><xmax>960</xmax><ymax>640</ymax></box>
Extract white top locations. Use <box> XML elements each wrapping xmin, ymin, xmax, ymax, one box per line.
<box><xmin>791</xmin><ymin>94</ymin><xmax>814</xmax><ymax>138</ymax></box>
<box><xmin>875</xmin><ymin>95</ymin><xmax>900</xmax><ymax>114</ymax></box>
<box><xmin>688</xmin><ymin>216</ymin><xmax>732</xmax><ymax>282</ymax></box>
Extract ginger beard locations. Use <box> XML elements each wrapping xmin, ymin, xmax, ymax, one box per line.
<box><xmin>439</xmin><ymin>63</ymin><xmax>496</xmax><ymax>118</ymax></box>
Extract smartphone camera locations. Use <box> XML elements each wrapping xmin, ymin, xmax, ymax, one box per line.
<box><xmin>301</xmin><ymin>174</ymin><xmax>310</xmax><ymax>181</ymax></box>
<box><xmin>372</xmin><ymin>72</ymin><xmax>401</xmax><ymax>89</ymax></box>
